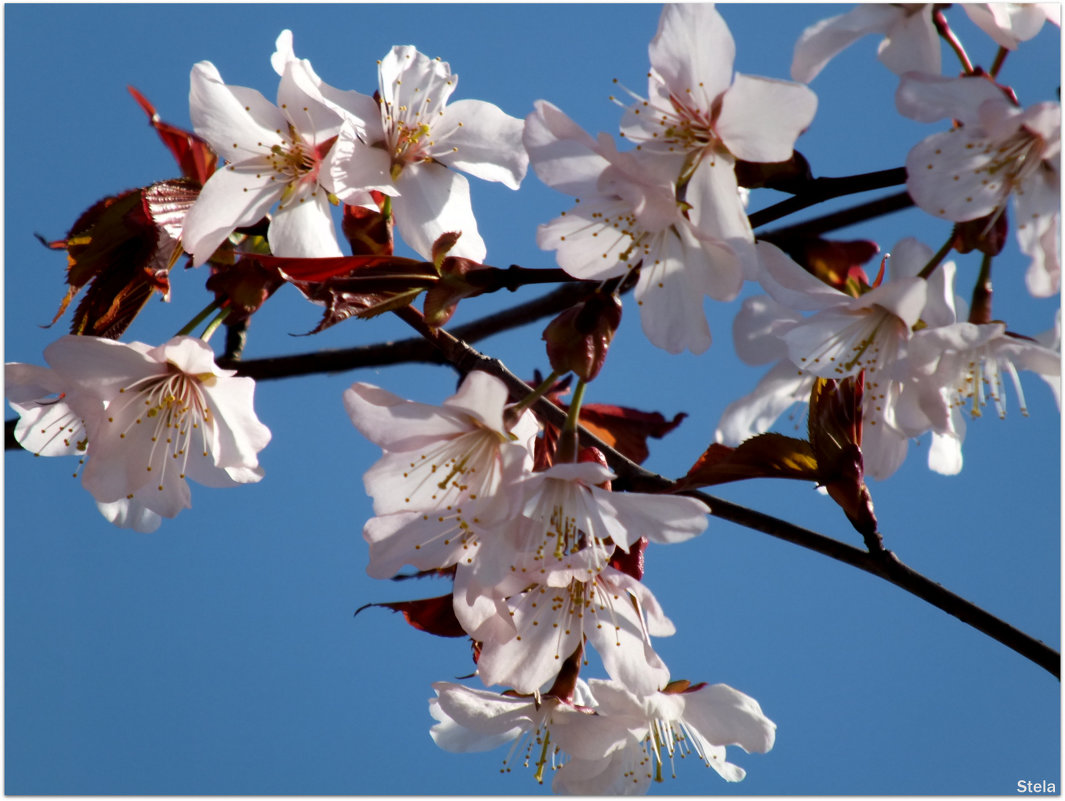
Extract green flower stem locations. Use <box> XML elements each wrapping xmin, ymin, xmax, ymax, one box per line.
<box><xmin>175</xmin><ymin>298</ymin><xmax>224</xmax><ymax>337</ymax></box>
<box><xmin>557</xmin><ymin>378</ymin><xmax>588</xmax><ymax>463</ymax></box>
<box><xmin>508</xmin><ymin>369</ymin><xmax>565</xmax><ymax>419</ymax></box>
<box><xmin>200</xmin><ymin>305</ymin><xmax>232</xmax><ymax>343</ymax></box>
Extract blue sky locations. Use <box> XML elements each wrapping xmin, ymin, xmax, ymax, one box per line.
<box><xmin>4</xmin><ymin>3</ymin><xmax>1060</xmax><ymax>795</ymax></box>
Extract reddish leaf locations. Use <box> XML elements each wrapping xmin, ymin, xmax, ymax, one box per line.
<box><xmin>128</xmin><ymin>86</ymin><xmax>217</xmax><ymax>185</ymax></box>
<box><xmin>609</xmin><ymin>537</ymin><xmax>647</xmax><ymax>581</ymax></box>
<box><xmin>809</xmin><ymin>375</ymin><xmax>879</xmax><ymax>543</ymax></box>
<box><xmin>247</xmin><ymin>253</ymin><xmax>440</xmax><ymax>333</ymax></box>
<box><xmin>678</xmin><ymin>433</ymin><xmax>819</xmax><ymax>489</ymax></box>
<box><xmin>577</xmin><ymin>403</ymin><xmax>687</xmax><ymax>465</ymax></box>
<box><xmin>355</xmin><ymin>595</ymin><xmax>468</xmax><ymax>638</ymax></box>
<box><xmin>43</xmin><ymin>179</ymin><xmax>197</xmax><ymax>338</ymax></box>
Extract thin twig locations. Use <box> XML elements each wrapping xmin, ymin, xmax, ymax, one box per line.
<box><xmin>749</xmin><ymin>167</ymin><xmax>908</xmax><ymax>229</ymax></box>
<box><xmin>758</xmin><ymin>190</ymin><xmax>915</xmax><ymax>241</ymax></box>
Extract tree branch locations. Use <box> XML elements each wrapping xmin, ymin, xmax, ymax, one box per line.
<box><xmin>748</xmin><ymin>167</ymin><xmax>909</xmax><ymax>230</ymax></box>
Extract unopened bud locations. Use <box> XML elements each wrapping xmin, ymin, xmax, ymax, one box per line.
<box><xmin>543</xmin><ymin>293</ymin><xmax>623</xmax><ymax>382</ymax></box>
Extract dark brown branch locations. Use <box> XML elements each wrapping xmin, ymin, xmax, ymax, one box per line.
<box><xmin>215</xmin><ymin>281</ymin><xmax>591</xmax><ymax>380</ymax></box>
<box><xmin>757</xmin><ymin>190</ymin><xmax>916</xmax><ymax>241</ymax></box>
<box><xmin>748</xmin><ymin>167</ymin><xmax>908</xmax><ymax>230</ymax></box>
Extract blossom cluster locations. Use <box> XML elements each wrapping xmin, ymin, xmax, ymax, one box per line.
<box><xmin>345</xmin><ymin>370</ymin><xmax>776</xmax><ymax>792</ymax></box>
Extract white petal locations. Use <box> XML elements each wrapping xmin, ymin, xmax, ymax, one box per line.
<box><xmin>876</xmin><ymin>7</ymin><xmax>941</xmax><ymax>75</ymax></box>
<box><xmin>268</xmin><ymin>191</ymin><xmax>343</xmax><ymax>258</ymax></box>
<box><xmin>392</xmin><ymin>165</ymin><xmax>486</xmax><ymax>261</ymax></box>
<box><xmin>648</xmin><ymin>3</ymin><xmax>735</xmax><ymax>107</ymax></box>
<box><xmin>189</xmin><ymin>61</ymin><xmax>285</xmax><ymax>155</ymax></box>
<box><xmin>731</xmin><ymin>294</ymin><xmax>802</xmax><ymax>366</ymax></box>
<box><xmin>591</xmin><ymin>486</ymin><xmax>708</xmax><ymax>550</ymax></box>
<box><xmin>791</xmin><ymin>4</ymin><xmax>903</xmax><ymax>82</ymax></box>
<box><xmin>96</xmin><ymin>498</ymin><xmax>163</xmax><ymax>533</ymax></box>
<box><xmin>687</xmin><ymin>158</ymin><xmax>757</xmax><ymax>277</ymax></box>
<box><xmin>429</xmin><ymin>683</ymin><xmax>531</xmax><ymax>752</ymax></box>
<box><xmin>435</xmin><ymin>99</ymin><xmax>528</xmax><ymax>189</ymax></box>
<box><xmin>755</xmin><ymin>240</ymin><xmax>848</xmax><ymax>311</ymax></box>
<box><xmin>895</xmin><ymin>73</ymin><xmax>1005</xmax><ymax>125</ymax></box>
<box><xmin>715</xmin><ymin>360</ymin><xmax>814</xmax><ymax>445</ymax></box>
<box><xmin>524</xmin><ymin>100</ymin><xmax>606</xmax><ymax>196</ymax></box>
<box><xmin>717</xmin><ymin>74</ymin><xmax>817</xmax><ymax>163</ymax></box>
<box><xmin>343</xmin><ymin>382</ymin><xmax>473</xmax><ymax>452</ymax></box>
<box><xmin>683</xmin><ymin>683</ymin><xmax>777</xmax><ymax>754</ymax></box>
<box><xmin>963</xmin><ymin>3</ymin><xmax>1049</xmax><ymax>49</ymax></box>
<box><xmin>905</xmin><ymin>128</ymin><xmax>1009</xmax><ymax>221</ymax></box>
<box><xmin>536</xmin><ymin>198</ymin><xmax>636</xmax><ymax>282</ymax></box>
<box><xmin>324</xmin><ymin>120</ymin><xmax>397</xmax><ymax>201</ymax></box>
<box><xmin>181</xmin><ymin>164</ymin><xmax>282</xmax><ymax>266</ymax></box>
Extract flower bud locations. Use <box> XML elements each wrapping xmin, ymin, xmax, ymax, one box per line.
<box><xmin>542</xmin><ymin>293</ymin><xmax>623</xmax><ymax>382</ymax></box>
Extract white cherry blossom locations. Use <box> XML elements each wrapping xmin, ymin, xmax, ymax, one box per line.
<box><xmin>467</xmin><ymin>460</ymin><xmax>709</xmax><ymax>595</ymax></box>
<box><xmin>581</xmin><ymin>679</ymin><xmax>777</xmax><ymax>786</ymax></box>
<box><xmin>899</xmin><ymin>73</ymin><xmax>1061</xmax><ymax>297</ymax></box>
<box><xmin>6</xmin><ymin>361</ymin><xmax>165</xmax><ymax>532</ymax></box>
<box><xmin>430</xmin><ymin>680</ymin><xmax>640</xmax><ymax>790</ymax></box>
<box><xmin>620</xmin><ymin>3</ymin><xmax>817</xmax><ymax>276</ymax></box>
<box><xmin>8</xmin><ymin>336</ymin><xmax>270</xmax><ymax>528</ymax></box>
<box><xmin>526</xmin><ymin>100</ymin><xmax>743</xmax><ymax>354</ymax></box>
<box><xmin>900</xmin><ymin>317</ymin><xmax>1061</xmax><ymax>474</ymax></box>
<box><xmin>717</xmin><ymin>240</ymin><xmax>960</xmax><ymax>479</ymax></box>
<box><xmin>455</xmin><ymin>560</ymin><xmax>676</xmax><ymax>697</ymax></box>
<box><xmin>791</xmin><ymin>4</ymin><xmax>940</xmax><ymax>83</ymax></box>
<box><xmin>182</xmin><ymin>55</ymin><xmax>354</xmax><ymax>265</ymax></box>
<box><xmin>326</xmin><ymin>45</ymin><xmax>528</xmax><ymax>262</ymax></box>
<box><xmin>343</xmin><ymin>371</ymin><xmax>538</xmax><ymax>578</ymax></box>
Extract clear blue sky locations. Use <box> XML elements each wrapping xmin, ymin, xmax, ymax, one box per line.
<box><xmin>5</xmin><ymin>3</ymin><xmax>1060</xmax><ymax>795</ymax></box>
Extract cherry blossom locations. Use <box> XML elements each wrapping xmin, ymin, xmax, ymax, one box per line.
<box><xmin>7</xmin><ymin>337</ymin><xmax>270</xmax><ymax>530</ymax></box>
<box><xmin>581</xmin><ymin>679</ymin><xmax>776</xmax><ymax>786</ymax></box>
<box><xmin>619</xmin><ymin>3</ymin><xmax>817</xmax><ymax>275</ymax></box>
<box><xmin>899</xmin><ymin>73</ymin><xmax>1061</xmax><ymax>297</ymax></box>
<box><xmin>35</xmin><ymin>335</ymin><xmax>270</xmax><ymax>523</ymax></box>
<box><xmin>791</xmin><ymin>4</ymin><xmax>940</xmax><ymax>83</ymax></box>
<box><xmin>526</xmin><ymin>100</ymin><xmax>742</xmax><ymax>354</ymax></box>
<box><xmin>430</xmin><ymin>680</ymin><xmax>643</xmax><ymax>791</ymax></box>
<box><xmin>467</xmin><ymin>459</ymin><xmax>709</xmax><ymax>595</ymax></box>
<box><xmin>899</xmin><ymin>317</ymin><xmax>1061</xmax><ymax>474</ymax></box>
<box><xmin>326</xmin><ymin>45</ymin><xmax>528</xmax><ymax>262</ymax></box>
<box><xmin>717</xmin><ymin>240</ymin><xmax>960</xmax><ymax>479</ymax></box>
<box><xmin>181</xmin><ymin>54</ymin><xmax>355</xmax><ymax>265</ymax></box>
<box><xmin>455</xmin><ymin>560</ymin><xmax>676</xmax><ymax>697</ymax></box>
<box><xmin>343</xmin><ymin>371</ymin><xmax>538</xmax><ymax>578</ymax></box>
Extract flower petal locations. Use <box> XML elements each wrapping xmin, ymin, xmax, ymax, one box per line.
<box><xmin>716</xmin><ymin>74</ymin><xmax>817</xmax><ymax>163</ymax></box>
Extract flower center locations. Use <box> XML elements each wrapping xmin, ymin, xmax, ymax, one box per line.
<box><xmin>108</xmin><ymin>366</ymin><xmax>212</xmax><ymax>492</ymax></box>
<box><xmin>980</xmin><ymin>126</ymin><xmax>1047</xmax><ymax>198</ymax></box>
